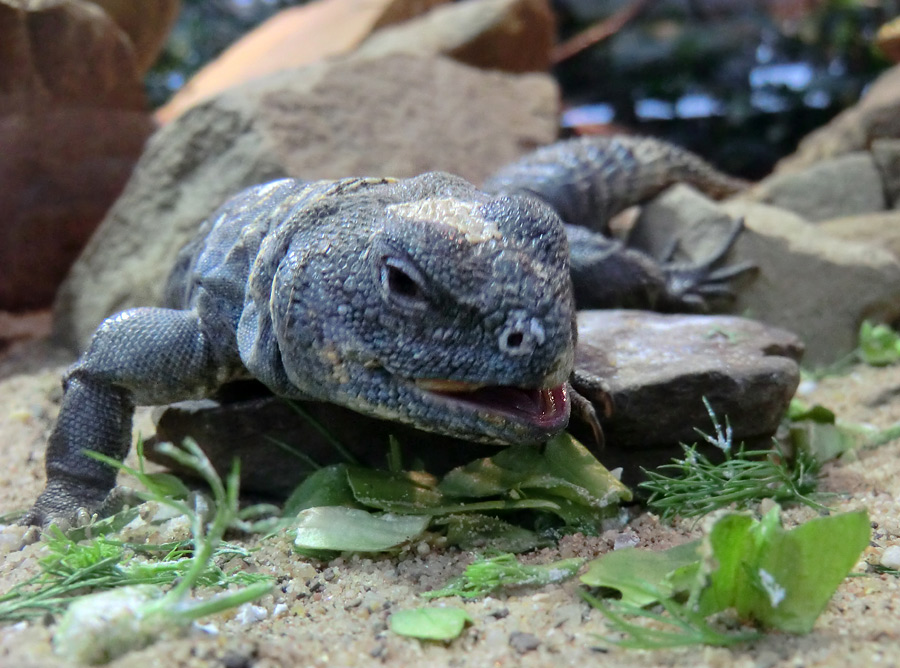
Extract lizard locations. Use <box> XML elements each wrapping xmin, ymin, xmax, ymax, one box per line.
<box><xmin>23</xmin><ymin>135</ymin><xmax>753</xmax><ymax>527</ymax></box>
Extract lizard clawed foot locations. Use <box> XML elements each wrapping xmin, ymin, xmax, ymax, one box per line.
<box><xmin>659</xmin><ymin>217</ymin><xmax>759</xmax><ymax>312</ymax></box>
<box><xmin>20</xmin><ymin>479</ymin><xmax>114</xmax><ymax>532</ymax></box>
<box><xmin>568</xmin><ymin>370</ymin><xmax>614</xmax><ymax>449</ymax></box>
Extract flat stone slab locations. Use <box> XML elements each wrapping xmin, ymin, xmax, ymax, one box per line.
<box><xmin>574</xmin><ymin>310</ymin><xmax>803</xmax><ymax>450</ymax></box>
<box><xmin>149</xmin><ymin>310</ymin><xmax>802</xmax><ymax>495</ymax></box>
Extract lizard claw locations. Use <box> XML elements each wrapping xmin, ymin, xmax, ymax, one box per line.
<box><xmin>659</xmin><ymin>217</ymin><xmax>758</xmax><ymax>312</ymax></box>
<box><xmin>568</xmin><ymin>370</ymin><xmax>614</xmax><ymax>450</ymax></box>
<box><xmin>20</xmin><ymin>479</ymin><xmax>108</xmax><ymax>531</ymax></box>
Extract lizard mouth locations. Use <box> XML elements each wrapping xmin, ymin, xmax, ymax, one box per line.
<box><xmin>414</xmin><ymin>378</ymin><xmax>570</xmax><ymax>432</ymax></box>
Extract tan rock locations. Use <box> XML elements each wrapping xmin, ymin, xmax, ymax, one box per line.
<box><xmin>357</xmin><ymin>0</ymin><xmax>555</xmax><ymax>73</ymax></box>
<box><xmin>776</xmin><ymin>64</ymin><xmax>900</xmax><ymax>173</ymax></box>
<box><xmin>720</xmin><ymin>200</ymin><xmax>900</xmax><ymax>364</ymax></box>
<box><xmin>85</xmin><ymin>0</ymin><xmax>181</xmax><ymax>73</ymax></box>
<box><xmin>818</xmin><ymin>211</ymin><xmax>900</xmax><ymax>261</ymax></box>
<box><xmin>154</xmin><ymin>0</ymin><xmax>448</xmax><ymax>124</ymax></box>
<box><xmin>53</xmin><ymin>54</ymin><xmax>559</xmax><ymax>350</ymax></box>
<box><xmin>745</xmin><ymin>152</ymin><xmax>887</xmax><ymax>222</ymax></box>
<box><xmin>0</xmin><ymin>0</ymin><xmax>153</xmax><ymax>311</ymax></box>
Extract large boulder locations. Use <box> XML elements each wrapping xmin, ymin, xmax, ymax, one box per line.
<box><xmin>745</xmin><ymin>152</ymin><xmax>888</xmax><ymax>222</ymax></box>
<box><xmin>86</xmin><ymin>0</ymin><xmax>180</xmax><ymax>73</ymax></box>
<box><xmin>720</xmin><ymin>200</ymin><xmax>900</xmax><ymax>364</ymax></box>
<box><xmin>0</xmin><ymin>0</ymin><xmax>154</xmax><ymax>312</ymax></box>
<box><xmin>629</xmin><ymin>187</ymin><xmax>900</xmax><ymax>364</ymax></box>
<box><xmin>53</xmin><ymin>54</ymin><xmax>559</xmax><ymax>351</ymax></box>
<box><xmin>818</xmin><ymin>211</ymin><xmax>900</xmax><ymax>261</ymax></box>
<box><xmin>775</xmin><ymin>64</ymin><xmax>900</xmax><ymax>173</ymax></box>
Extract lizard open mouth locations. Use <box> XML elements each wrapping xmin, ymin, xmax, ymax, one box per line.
<box><xmin>414</xmin><ymin>378</ymin><xmax>569</xmax><ymax>431</ymax></box>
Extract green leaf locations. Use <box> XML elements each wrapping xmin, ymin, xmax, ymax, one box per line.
<box><xmin>858</xmin><ymin>320</ymin><xmax>900</xmax><ymax>366</ymax></box>
<box><xmin>292</xmin><ymin>507</ymin><xmax>430</xmax><ymax>553</ymax></box>
<box><xmin>424</xmin><ymin>553</ymin><xmax>583</xmax><ymax>599</ymax></box>
<box><xmin>437</xmin><ymin>446</ymin><xmax>546</xmax><ymax>497</ymax></box>
<box><xmin>787</xmin><ymin>400</ymin><xmax>836</xmax><ymax>424</ymax></box>
<box><xmin>140</xmin><ymin>472</ymin><xmax>191</xmax><ymax>500</ymax></box>
<box><xmin>580</xmin><ymin>541</ymin><xmax>701</xmax><ymax>607</ymax></box>
<box><xmin>444</xmin><ymin>514</ymin><xmax>543</xmax><ymax>553</ymax></box>
<box><xmin>282</xmin><ymin>465</ymin><xmax>358</xmax><ymax>517</ymax></box>
<box><xmin>347</xmin><ymin>468</ymin><xmax>445</xmax><ymax>511</ymax></box>
<box><xmin>702</xmin><ymin>509</ymin><xmax>871</xmax><ymax>633</ymax></box>
<box><xmin>389</xmin><ymin>607</ymin><xmax>472</xmax><ymax>641</ymax></box>
<box><xmin>542</xmin><ymin>433</ymin><xmax>633</xmax><ymax>506</ymax></box>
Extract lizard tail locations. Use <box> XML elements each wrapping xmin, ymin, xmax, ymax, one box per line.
<box><xmin>483</xmin><ymin>135</ymin><xmax>748</xmax><ymax>233</ymax></box>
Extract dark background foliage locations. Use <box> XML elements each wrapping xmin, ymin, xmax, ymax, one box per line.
<box><xmin>146</xmin><ymin>0</ymin><xmax>897</xmax><ymax>177</ymax></box>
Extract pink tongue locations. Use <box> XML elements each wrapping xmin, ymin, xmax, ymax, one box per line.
<box><xmin>439</xmin><ymin>383</ymin><xmax>569</xmax><ymax>424</ymax></box>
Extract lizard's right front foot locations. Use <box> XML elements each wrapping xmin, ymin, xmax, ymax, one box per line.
<box><xmin>657</xmin><ymin>217</ymin><xmax>758</xmax><ymax>312</ymax></box>
<box><xmin>20</xmin><ymin>479</ymin><xmax>108</xmax><ymax>531</ymax></box>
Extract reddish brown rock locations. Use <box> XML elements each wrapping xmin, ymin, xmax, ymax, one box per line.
<box><xmin>86</xmin><ymin>0</ymin><xmax>181</xmax><ymax>73</ymax></box>
<box><xmin>0</xmin><ymin>0</ymin><xmax>154</xmax><ymax>311</ymax></box>
<box><xmin>154</xmin><ymin>0</ymin><xmax>449</xmax><ymax>124</ymax></box>
<box><xmin>357</xmin><ymin>0</ymin><xmax>555</xmax><ymax>73</ymax></box>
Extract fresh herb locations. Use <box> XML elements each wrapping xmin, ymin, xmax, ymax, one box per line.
<box><xmin>46</xmin><ymin>440</ymin><xmax>275</xmax><ymax>664</ymax></box>
<box><xmin>582</xmin><ymin>588</ymin><xmax>759</xmax><ymax>649</ymax></box>
<box><xmin>422</xmin><ymin>552</ymin><xmax>584</xmax><ymax>600</ymax></box>
<box><xmin>289</xmin><ymin>433</ymin><xmax>631</xmax><ymax>555</ymax></box>
<box><xmin>858</xmin><ymin>320</ymin><xmax>900</xmax><ymax>366</ymax></box>
<box><xmin>389</xmin><ymin>607</ymin><xmax>472</xmax><ymax>641</ymax></box>
<box><xmin>640</xmin><ymin>399</ymin><xmax>825</xmax><ymax>521</ymax></box>
<box><xmin>581</xmin><ymin>506</ymin><xmax>870</xmax><ymax>647</ymax></box>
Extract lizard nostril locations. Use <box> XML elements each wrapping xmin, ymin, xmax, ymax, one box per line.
<box><xmin>506</xmin><ymin>332</ymin><xmax>524</xmax><ymax>348</ymax></box>
<box><xmin>499</xmin><ymin>313</ymin><xmax>546</xmax><ymax>356</ymax></box>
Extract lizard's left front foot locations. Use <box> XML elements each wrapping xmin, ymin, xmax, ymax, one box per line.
<box><xmin>657</xmin><ymin>217</ymin><xmax>758</xmax><ymax>312</ymax></box>
<box><xmin>21</xmin><ymin>478</ymin><xmax>110</xmax><ymax>531</ymax></box>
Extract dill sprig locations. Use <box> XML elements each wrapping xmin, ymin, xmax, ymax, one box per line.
<box><xmin>639</xmin><ymin>399</ymin><xmax>826</xmax><ymax>521</ymax></box>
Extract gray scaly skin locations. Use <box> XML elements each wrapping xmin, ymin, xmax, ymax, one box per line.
<box><xmin>484</xmin><ymin>135</ymin><xmax>752</xmax><ymax>311</ymax></box>
<box><xmin>24</xmin><ymin>135</ymin><xmax>750</xmax><ymax>527</ymax></box>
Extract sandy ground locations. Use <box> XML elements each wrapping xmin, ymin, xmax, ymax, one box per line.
<box><xmin>2</xmin><ymin>336</ymin><xmax>900</xmax><ymax>668</ymax></box>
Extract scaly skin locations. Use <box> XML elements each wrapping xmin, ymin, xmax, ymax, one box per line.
<box><xmin>25</xmin><ymin>136</ymin><xmax>752</xmax><ymax>527</ymax></box>
<box><xmin>486</xmin><ymin>135</ymin><xmax>753</xmax><ymax>312</ymax></box>
<box><xmin>25</xmin><ymin>173</ymin><xmax>576</xmax><ymax>526</ymax></box>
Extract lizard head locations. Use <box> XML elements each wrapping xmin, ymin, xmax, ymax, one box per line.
<box><xmin>268</xmin><ymin>173</ymin><xmax>577</xmax><ymax>445</ymax></box>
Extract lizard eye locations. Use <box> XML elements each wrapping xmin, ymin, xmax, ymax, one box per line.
<box><xmin>381</xmin><ymin>257</ymin><xmax>428</xmax><ymax>309</ymax></box>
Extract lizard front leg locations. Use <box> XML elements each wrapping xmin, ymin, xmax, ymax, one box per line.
<box><xmin>23</xmin><ymin>307</ymin><xmax>226</xmax><ymax>527</ymax></box>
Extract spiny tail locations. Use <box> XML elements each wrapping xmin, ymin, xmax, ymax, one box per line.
<box><xmin>483</xmin><ymin>135</ymin><xmax>748</xmax><ymax>233</ymax></box>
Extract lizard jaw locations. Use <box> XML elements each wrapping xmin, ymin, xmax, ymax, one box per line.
<box><xmin>414</xmin><ymin>379</ymin><xmax>570</xmax><ymax>434</ymax></box>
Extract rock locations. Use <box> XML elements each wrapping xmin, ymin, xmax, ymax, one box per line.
<box><xmin>776</xmin><ymin>64</ymin><xmax>900</xmax><ymax>173</ymax></box>
<box><xmin>872</xmin><ymin>139</ymin><xmax>900</xmax><ymax>208</ymax></box>
<box><xmin>573</xmin><ymin>310</ymin><xmax>802</xmax><ymax>450</ymax></box>
<box><xmin>53</xmin><ymin>54</ymin><xmax>558</xmax><ymax>351</ymax></box>
<box><xmin>880</xmin><ymin>545</ymin><xmax>900</xmax><ymax>570</ymax></box>
<box><xmin>149</xmin><ymin>310</ymin><xmax>801</xmax><ymax>494</ymax></box>
<box><xmin>876</xmin><ymin>17</ymin><xmax>900</xmax><ymax>64</ymax></box>
<box><xmin>818</xmin><ymin>211</ymin><xmax>900</xmax><ymax>261</ymax></box>
<box><xmin>0</xmin><ymin>0</ymin><xmax>153</xmax><ymax>311</ymax></box>
<box><xmin>508</xmin><ymin>632</ymin><xmax>541</xmax><ymax>654</ymax></box>
<box><xmin>356</xmin><ymin>0</ymin><xmax>555</xmax><ymax>73</ymax></box>
<box><xmin>154</xmin><ymin>0</ymin><xmax>449</xmax><ymax>124</ymax></box>
<box><xmin>86</xmin><ymin>0</ymin><xmax>181</xmax><ymax>73</ymax></box>
<box><xmin>627</xmin><ymin>184</ymin><xmax>739</xmax><ymax>263</ymax></box>
<box><xmin>719</xmin><ymin>200</ymin><xmax>900</xmax><ymax>363</ymax></box>
<box><xmin>745</xmin><ymin>152</ymin><xmax>888</xmax><ymax>222</ymax></box>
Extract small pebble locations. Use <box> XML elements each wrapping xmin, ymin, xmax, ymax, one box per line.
<box><xmin>509</xmin><ymin>631</ymin><xmax>541</xmax><ymax>654</ymax></box>
<box><xmin>235</xmin><ymin>603</ymin><xmax>268</xmax><ymax>625</ymax></box>
<box><xmin>880</xmin><ymin>545</ymin><xmax>900</xmax><ymax>570</ymax></box>
<box><xmin>613</xmin><ymin>531</ymin><xmax>639</xmax><ymax>550</ymax></box>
